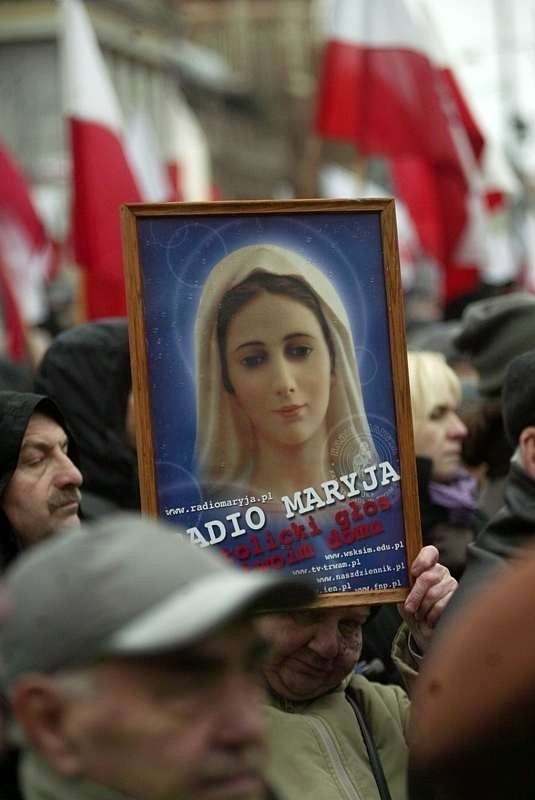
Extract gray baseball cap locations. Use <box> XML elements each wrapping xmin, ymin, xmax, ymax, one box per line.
<box><xmin>0</xmin><ymin>514</ymin><xmax>315</xmax><ymax>688</ymax></box>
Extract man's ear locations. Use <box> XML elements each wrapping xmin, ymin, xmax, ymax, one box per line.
<box><xmin>519</xmin><ymin>426</ymin><xmax>535</xmax><ymax>480</ymax></box>
<box><xmin>11</xmin><ymin>675</ymin><xmax>82</xmax><ymax>777</ymax></box>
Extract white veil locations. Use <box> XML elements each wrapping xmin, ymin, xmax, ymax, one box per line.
<box><xmin>194</xmin><ymin>244</ymin><xmax>376</xmax><ymax>494</ymax></box>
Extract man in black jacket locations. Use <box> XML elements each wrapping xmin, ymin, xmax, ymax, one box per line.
<box><xmin>0</xmin><ymin>391</ymin><xmax>82</xmax><ymax>572</ymax></box>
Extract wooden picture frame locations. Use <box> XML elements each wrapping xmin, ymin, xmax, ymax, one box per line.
<box><xmin>121</xmin><ymin>198</ymin><xmax>421</xmax><ymax>606</ymax></box>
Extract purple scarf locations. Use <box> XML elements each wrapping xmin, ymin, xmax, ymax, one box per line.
<box><xmin>428</xmin><ymin>469</ymin><xmax>478</xmax><ymax>526</ymax></box>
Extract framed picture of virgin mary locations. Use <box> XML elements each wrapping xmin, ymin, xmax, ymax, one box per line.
<box><xmin>121</xmin><ymin>198</ymin><xmax>421</xmax><ymax>606</ymax></box>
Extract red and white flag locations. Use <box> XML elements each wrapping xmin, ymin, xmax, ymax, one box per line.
<box><xmin>318</xmin><ymin>163</ymin><xmax>423</xmax><ymax>285</ymax></box>
<box><xmin>0</xmin><ymin>256</ymin><xmax>27</xmax><ymax>362</ymax></box>
<box><xmin>428</xmin><ymin>12</ymin><xmax>522</xmax><ymax>285</ymax></box>
<box><xmin>314</xmin><ymin>0</ymin><xmax>462</xmax><ymax>166</ymax></box>
<box><xmin>420</xmin><ymin>5</ymin><xmax>518</xmax><ymax>211</ymax></box>
<box><xmin>125</xmin><ymin>111</ymin><xmax>174</xmax><ymax>202</ymax></box>
<box><xmin>419</xmin><ymin>6</ymin><xmax>491</xmax><ymax>296</ymax></box>
<box><xmin>313</xmin><ymin>0</ymin><xmax>479</xmax><ymax>301</ymax></box>
<box><xmin>60</xmin><ymin>0</ymin><xmax>142</xmax><ymax>319</ymax></box>
<box><xmin>161</xmin><ymin>90</ymin><xmax>213</xmax><ymax>202</ymax></box>
<box><xmin>439</xmin><ymin>67</ymin><xmax>485</xmax><ymax>165</ymax></box>
<box><xmin>0</xmin><ymin>140</ymin><xmax>53</xmax><ymax>329</ymax></box>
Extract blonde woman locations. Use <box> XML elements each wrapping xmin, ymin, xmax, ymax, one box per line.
<box><xmin>408</xmin><ymin>351</ymin><xmax>483</xmax><ymax>578</ymax></box>
<box><xmin>195</xmin><ymin>243</ymin><xmax>376</xmax><ymax>503</ymax></box>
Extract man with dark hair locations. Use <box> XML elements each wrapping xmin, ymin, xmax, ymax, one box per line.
<box><xmin>0</xmin><ymin>514</ymin><xmax>314</xmax><ymax>800</ymax></box>
<box><xmin>0</xmin><ymin>391</ymin><xmax>82</xmax><ymax>571</ymax></box>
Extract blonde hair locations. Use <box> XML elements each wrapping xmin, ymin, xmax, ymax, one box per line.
<box><xmin>407</xmin><ymin>351</ymin><xmax>461</xmax><ymax>424</ymax></box>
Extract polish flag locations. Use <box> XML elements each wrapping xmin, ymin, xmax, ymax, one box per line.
<box><xmin>313</xmin><ymin>0</ymin><xmax>477</xmax><ymax>300</ymax></box>
<box><xmin>439</xmin><ymin>67</ymin><xmax>485</xmax><ymax>165</ymax></box>
<box><xmin>0</xmin><ymin>257</ymin><xmax>27</xmax><ymax>361</ymax></box>
<box><xmin>318</xmin><ymin>163</ymin><xmax>423</xmax><ymax>284</ymax></box>
<box><xmin>0</xmin><ymin>140</ymin><xmax>53</xmax><ymax>327</ymax></box>
<box><xmin>418</xmin><ymin>8</ymin><xmax>489</xmax><ymax>297</ymax></box>
<box><xmin>420</xmin><ymin>4</ymin><xmax>517</xmax><ymax>211</ymax></box>
<box><xmin>419</xmin><ymin>7</ymin><xmax>526</xmax><ymax>295</ymax></box>
<box><xmin>60</xmin><ymin>0</ymin><xmax>142</xmax><ymax>319</ymax></box>
<box><xmin>161</xmin><ymin>90</ymin><xmax>213</xmax><ymax>201</ymax></box>
<box><xmin>427</xmin><ymin>9</ymin><xmax>521</xmax><ymax>278</ymax></box>
<box><xmin>482</xmin><ymin>137</ymin><xmax>521</xmax><ymax>209</ymax></box>
<box><xmin>314</xmin><ymin>0</ymin><xmax>463</xmax><ymax>167</ymax></box>
<box><xmin>125</xmin><ymin>111</ymin><xmax>174</xmax><ymax>202</ymax></box>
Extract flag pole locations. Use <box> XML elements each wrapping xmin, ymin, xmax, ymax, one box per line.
<box><xmin>354</xmin><ymin>151</ymin><xmax>367</xmax><ymax>194</ymax></box>
<box><xmin>72</xmin><ymin>263</ymin><xmax>87</xmax><ymax>324</ymax></box>
<box><xmin>297</xmin><ymin>133</ymin><xmax>323</xmax><ymax>198</ymax></box>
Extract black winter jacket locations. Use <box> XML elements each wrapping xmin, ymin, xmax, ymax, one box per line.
<box><xmin>439</xmin><ymin>461</ymin><xmax>535</xmax><ymax>629</ymax></box>
<box><xmin>409</xmin><ymin>462</ymin><xmax>535</xmax><ymax>799</ymax></box>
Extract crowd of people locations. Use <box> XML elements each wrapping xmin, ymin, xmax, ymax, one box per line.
<box><xmin>1</xmin><ymin>281</ymin><xmax>535</xmax><ymax>799</ymax></box>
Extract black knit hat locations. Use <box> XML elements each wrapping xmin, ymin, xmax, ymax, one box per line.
<box><xmin>453</xmin><ymin>292</ymin><xmax>535</xmax><ymax>400</ymax></box>
<box><xmin>502</xmin><ymin>349</ymin><xmax>535</xmax><ymax>447</ymax></box>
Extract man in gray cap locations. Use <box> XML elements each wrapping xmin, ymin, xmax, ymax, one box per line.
<box><xmin>0</xmin><ymin>513</ymin><xmax>314</xmax><ymax>800</ymax></box>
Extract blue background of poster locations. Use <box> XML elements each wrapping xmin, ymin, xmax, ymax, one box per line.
<box><xmin>135</xmin><ymin>210</ymin><xmax>408</xmax><ymax>594</ymax></box>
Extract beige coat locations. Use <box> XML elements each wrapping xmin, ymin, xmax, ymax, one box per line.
<box><xmin>19</xmin><ymin>750</ymin><xmax>132</xmax><ymax>800</ymax></box>
<box><xmin>264</xmin><ymin>627</ymin><xmax>417</xmax><ymax>800</ymax></box>
<box><xmin>265</xmin><ymin>674</ymin><xmax>410</xmax><ymax>800</ymax></box>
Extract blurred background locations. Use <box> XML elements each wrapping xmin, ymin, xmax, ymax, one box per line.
<box><xmin>1</xmin><ymin>0</ymin><xmax>535</xmax><ymax>365</ymax></box>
